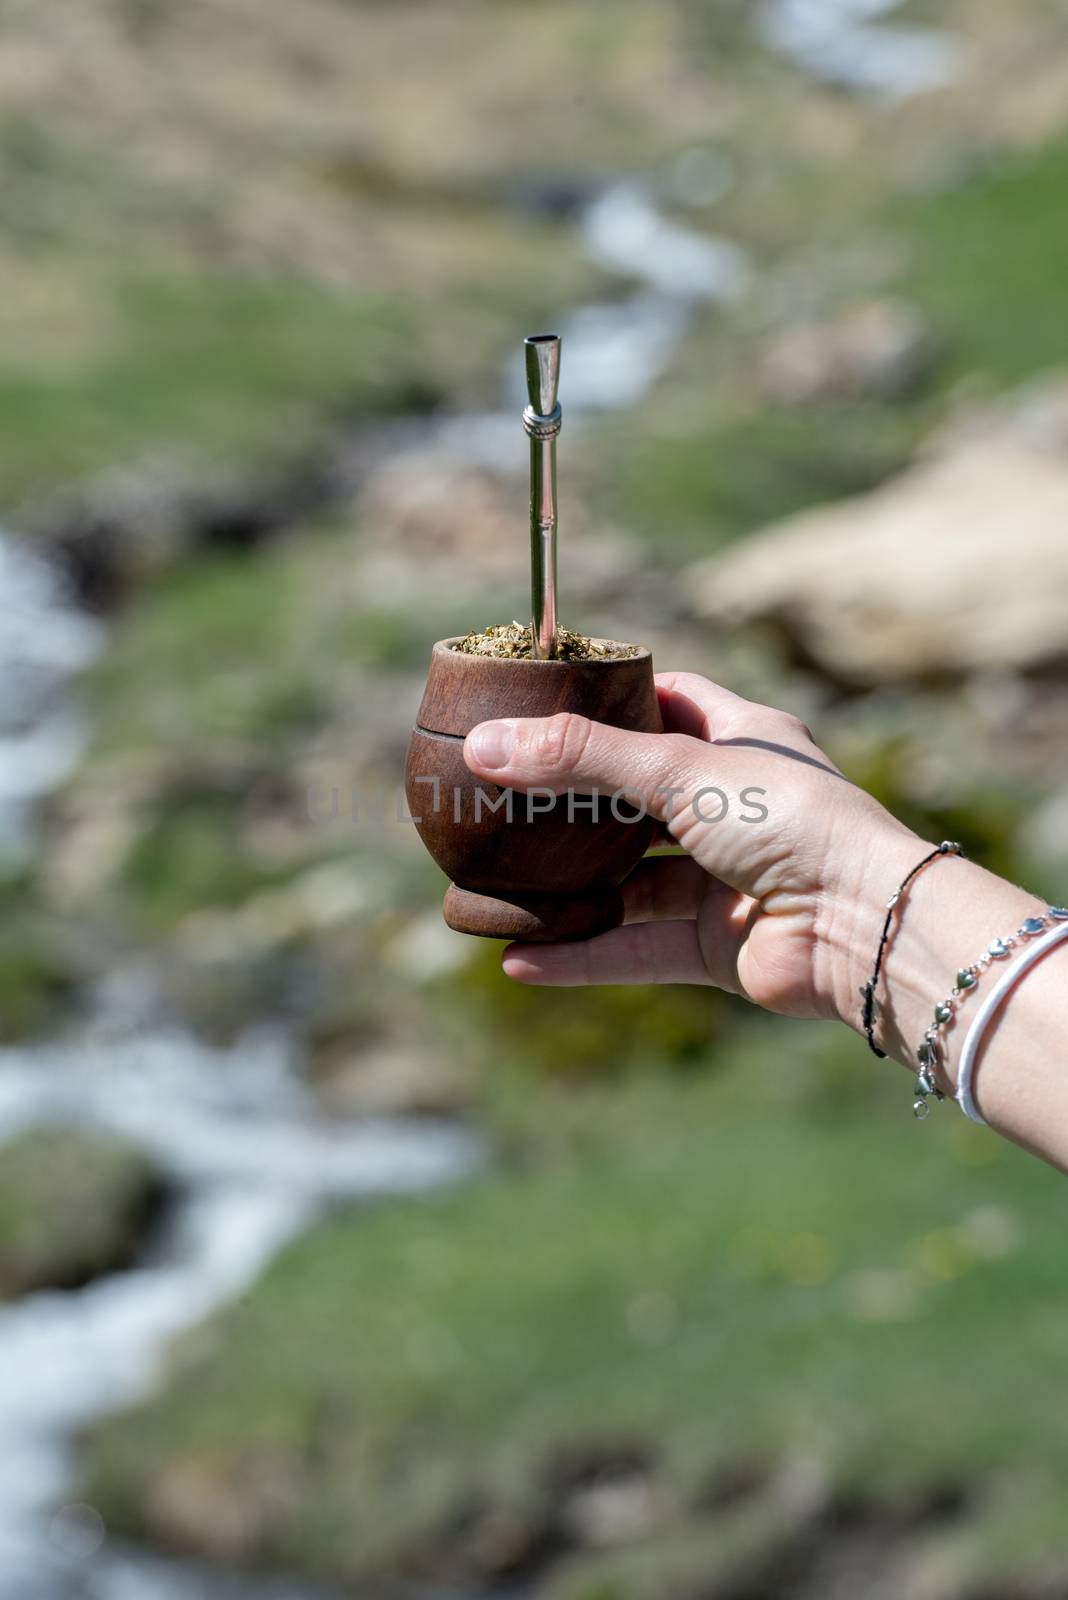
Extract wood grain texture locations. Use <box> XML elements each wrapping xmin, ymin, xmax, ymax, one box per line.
<box><xmin>443</xmin><ymin>884</ymin><xmax>625</xmax><ymax>942</ymax></box>
<box><xmin>406</xmin><ymin>639</ymin><xmax>662</xmax><ymax>942</ymax></box>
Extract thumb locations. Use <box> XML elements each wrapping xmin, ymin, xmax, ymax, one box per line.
<box><xmin>463</xmin><ymin>712</ymin><xmax>720</xmax><ymax>825</ymax></box>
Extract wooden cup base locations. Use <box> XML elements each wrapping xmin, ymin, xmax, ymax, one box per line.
<box><xmin>443</xmin><ymin>884</ymin><xmax>624</xmax><ymax>943</ymax></box>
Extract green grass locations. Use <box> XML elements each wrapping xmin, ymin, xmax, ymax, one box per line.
<box><xmin>0</xmin><ymin>276</ymin><xmax>431</xmax><ymax>506</ymax></box>
<box><xmin>82</xmin><ymin>1023</ymin><xmax>1068</xmax><ymax>1588</ymax></box>
<box><xmin>88</xmin><ymin>528</ymin><xmax>488</xmax><ymax>757</ymax></box>
<box><xmin>0</xmin><ymin>880</ymin><xmax>74</xmax><ymax>1041</ymax></box>
<box><xmin>593</xmin><ymin>399</ymin><xmax>925</xmax><ymax>560</ymax></box>
<box><xmin>79</xmin><ymin>529</ymin><xmax>477</xmax><ymax>930</ymax></box>
<box><xmin>442</xmin><ymin>938</ymin><xmax>726</xmax><ymax>1086</ymax></box>
<box><xmin>90</xmin><ymin>548</ymin><xmax>312</xmax><ymax>754</ymax></box>
<box><xmin>902</xmin><ymin>138</ymin><xmax>1068</xmax><ymax>384</ymax></box>
<box><xmin>0</xmin><ymin>1</ymin><xmax>625</xmax><ymax>512</ymax></box>
<box><xmin>119</xmin><ymin>795</ymin><xmax>281</xmax><ymax>926</ymax></box>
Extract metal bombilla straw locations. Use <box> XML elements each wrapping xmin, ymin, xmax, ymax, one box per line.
<box><xmin>523</xmin><ymin>333</ymin><xmax>562</xmax><ymax>660</ymax></box>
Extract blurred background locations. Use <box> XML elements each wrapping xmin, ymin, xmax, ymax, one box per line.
<box><xmin>3</xmin><ymin>1</ymin><xmax>1068</xmax><ymax>1596</ymax></box>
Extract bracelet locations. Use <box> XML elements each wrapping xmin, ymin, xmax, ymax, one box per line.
<box><xmin>913</xmin><ymin>905</ymin><xmax>1068</xmax><ymax>1120</ymax></box>
<box><xmin>861</xmin><ymin>841</ymin><xmax>964</xmax><ymax>1060</ymax></box>
<box><xmin>954</xmin><ymin>915</ymin><xmax>1068</xmax><ymax>1125</ymax></box>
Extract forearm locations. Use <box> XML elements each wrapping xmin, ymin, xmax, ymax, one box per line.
<box><xmin>827</xmin><ymin>822</ymin><xmax>1068</xmax><ymax>1171</ymax></box>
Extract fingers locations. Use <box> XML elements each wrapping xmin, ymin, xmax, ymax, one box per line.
<box><xmin>502</xmin><ymin>919</ymin><xmax>712</xmax><ymax>987</ymax></box>
<box><xmin>462</xmin><ymin>674</ymin><xmax>833</xmax><ymax>905</ymax></box>
<box><xmin>463</xmin><ymin>670</ymin><xmax>821</xmax><ymax>817</ymax></box>
<box><xmin>463</xmin><ymin>712</ymin><xmax>713</xmax><ymax>823</ymax></box>
<box><xmin>507</xmin><ymin>861</ymin><xmax>756</xmax><ymax>993</ymax></box>
<box><xmin>621</xmin><ymin>854</ymin><xmax>707</xmax><ymax>924</ymax></box>
<box><xmin>656</xmin><ymin>671</ymin><xmax>822</xmax><ymax>759</ymax></box>
<box><xmin>654</xmin><ymin>671</ymin><xmax>755</xmax><ymax>741</ymax></box>
<box><xmin>625</xmin><ymin>861</ymin><xmax>756</xmax><ymax>994</ymax></box>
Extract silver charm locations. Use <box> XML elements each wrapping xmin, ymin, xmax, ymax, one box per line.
<box><xmin>915</xmin><ymin>906</ymin><xmax>1060</xmax><ymax>1120</ymax></box>
<box><xmin>859</xmin><ymin>983</ymin><xmax>882</xmax><ymax>1020</ymax></box>
<box><xmin>917</xmin><ymin>1063</ymin><xmax>939</xmax><ymax>1097</ymax></box>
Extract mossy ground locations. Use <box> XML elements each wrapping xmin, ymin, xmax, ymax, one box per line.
<box><xmin>0</xmin><ymin>876</ymin><xmax>74</xmax><ymax>1040</ymax></box>
<box><xmin>0</xmin><ymin>1128</ymin><xmax>163</xmax><ymax>1300</ymax></box>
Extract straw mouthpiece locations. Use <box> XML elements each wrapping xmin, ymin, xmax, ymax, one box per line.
<box><xmin>524</xmin><ymin>334</ymin><xmax>560</xmax><ymax>417</ymax></box>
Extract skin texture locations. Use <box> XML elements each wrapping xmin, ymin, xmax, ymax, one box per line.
<box><xmin>464</xmin><ymin>672</ymin><xmax>1068</xmax><ymax>1175</ymax></box>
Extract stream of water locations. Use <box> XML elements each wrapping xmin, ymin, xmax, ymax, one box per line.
<box><xmin>0</xmin><ymin>538</ymin><xmax>481</xmax><ymax>1597</ymax></box>
<box><xmin>762</xmin><ymin>0</ymin><xmax>964</xmax><ymax>99</ymax></box>
<box><xmin>436</xmin><ymin>178</ymin><xmax>751</xmax><ymax>475</ymax></box>
<box><xmin>0</xmin><ymin>7</ymin><xmax>964</xmax><ymax>1593</ymax></box>
<box><xmin>0</xmin><ymin>916</ymin><xmax>481</xmax><ymax>1596</ymax></box>
<box><xmin>0</xmin><ymin>540</ymin><xmax>101</xmax><ymax>864</ymax></box>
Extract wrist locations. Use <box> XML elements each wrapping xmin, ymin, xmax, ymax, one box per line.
<box><xmin>819</xmin><ymin>814</ymin><xmax>933</xmax><ymax>1055</ymax></box>
<box><xmin>820</xmin><ymin>813</ymin><xmax>1043</xmax><ymax>1088</ymax></box>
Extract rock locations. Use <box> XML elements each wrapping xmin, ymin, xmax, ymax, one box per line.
<box><xmin>0</xmin><ymin>1127</ymin><xmax>166</xmax><ymax>1299</ymax></box>
<box><xmin>760</xmin><ymin>299</ymin><xmax>936</xmax><ymax>405</ymax></box>
<box><xmin>0</xmin><ymin>916</ymin><xmax>77</xmax><ymax>1044</ymax></box>
<box><xmin>934</xmin><ymin>368</ymin><xmax>1068</xmax><ymax>456</ymax></box>
<box><xmin>359</xmin><ymin>448</ymin><xmax>519</xmax><ymax>570</ymax></box>
<box><xmin>383</xmin><ymin>910</ymin><xmax>477</xmax><ymax>983</ymax></box>
<box><xmin>688</xmin><ymin>374</ymin><xmax>1068</xmax><ymax>685</ymax></box>
<box><xmin>21</xmin><ymin>417</ymin><xmax>414</xmax><ymax>610</ymax></box>
<box><xmin>562</xmin><ymin>1467</ymin><xmax>668</xmax><ymax>1548</ymax></box>
<box><xmin>144</xmin><ymin>1452</ymin><xmax>306</xmax><ymax>1565</ymax></box>
<box><xmin>176</xmin><ymin>862</ymin><xmax>375</xmax><ymax>962</ymax></box>
<box><xmin>311</xmin><ymin>1044</ymin><xmax>472</xmax><ymax>1120</ymax></box>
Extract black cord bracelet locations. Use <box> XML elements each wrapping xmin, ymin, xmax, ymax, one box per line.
<box><xmin>861</xmin><ymin>841</ymin><xmax>965</xmax><ymax>1059</ymax></box>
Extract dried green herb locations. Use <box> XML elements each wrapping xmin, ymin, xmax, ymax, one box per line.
<box><xmin>453</xmin><ymin>622</ymin><xmax>638</xmax><ymax>661</ymax></box>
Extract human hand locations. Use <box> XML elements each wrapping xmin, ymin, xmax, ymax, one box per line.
<box><xmin>463</xmin><ymin>671</ymin><xmax>925</xmax><ymax>1027</ymax></box>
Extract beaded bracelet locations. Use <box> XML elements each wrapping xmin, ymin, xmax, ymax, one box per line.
<box><xmin>912</xmin><ymin>904</ymin><xmax>1068</xmax><ymax>1119</ymax></box>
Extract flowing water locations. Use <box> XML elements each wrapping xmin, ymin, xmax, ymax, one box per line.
<box><xmin>0</xmin><ymin>544</ymin><xmax>481</xmax><ymax>1596</ymax></box>
<box><xmin>0</xmin><ymin>874</ymin><xmax>479</xmax><ymax>1591</ymax></box>
<box><xmin>762</xmin><ymin>0</ymin><xmax>963</xmax><ymax>99</ymax></box>
<box><xmin>436</xmin><ymin>178</ymin><xmax>751</xmax><ymax>473</ymax></box>
<box><xmin>0</xmin><ymin>8</ymin><xmax>964</xmax><ymax>1592</ymax></box>
<box><xmin>0</xmin><ymin>540</ymin><xmax>101</xmax><ymax>863</ymax></box>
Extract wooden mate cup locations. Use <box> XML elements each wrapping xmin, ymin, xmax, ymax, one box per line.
<box><xmin>405</xmin><ymin>335</ymin><xmax>661</xmax><ymax>942</ymax></box>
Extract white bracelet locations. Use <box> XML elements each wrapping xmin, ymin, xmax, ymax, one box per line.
<box><xmin>956</xmin><ymin>919</ymin><xmax>1068</xmax><ymax>1125</ymax></box>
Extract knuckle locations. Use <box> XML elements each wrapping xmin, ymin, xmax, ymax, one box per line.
<box><xmin>714</xmin><ymin>704</ymin><xmax>755</xmax><ymax>740</ymax></box>
<box><xmin>662</xmin><ymin>732</ymin><xmax>709</xmax><ymax>788</ymax></box>
<box><xmin>784</xmin><ymin>712</ymin><xmax>815</xmax><ymax>743</ymax></box>
<box><xmin>664</xmin><ymin>731</ymin><xmax>701</xmax><ymax>764</ymax></box>
<box><xmin>770</xmin><ymin>707</ymin><xmax>814</xmax><ymax>742</ymax></box>
<box><xmin>669</xmin><ymin>803</ymin><xmax>703</xmax><ymax>851</ymax></box>
<box><xmin>741</xmin><ymin>705</ymin><xmax>814</xmax><ymax>746</ymax></box>
<box><xmin>531</xmin><ymin>712</ymin><xmax>592</xmax><ymax>772</ymax></box>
